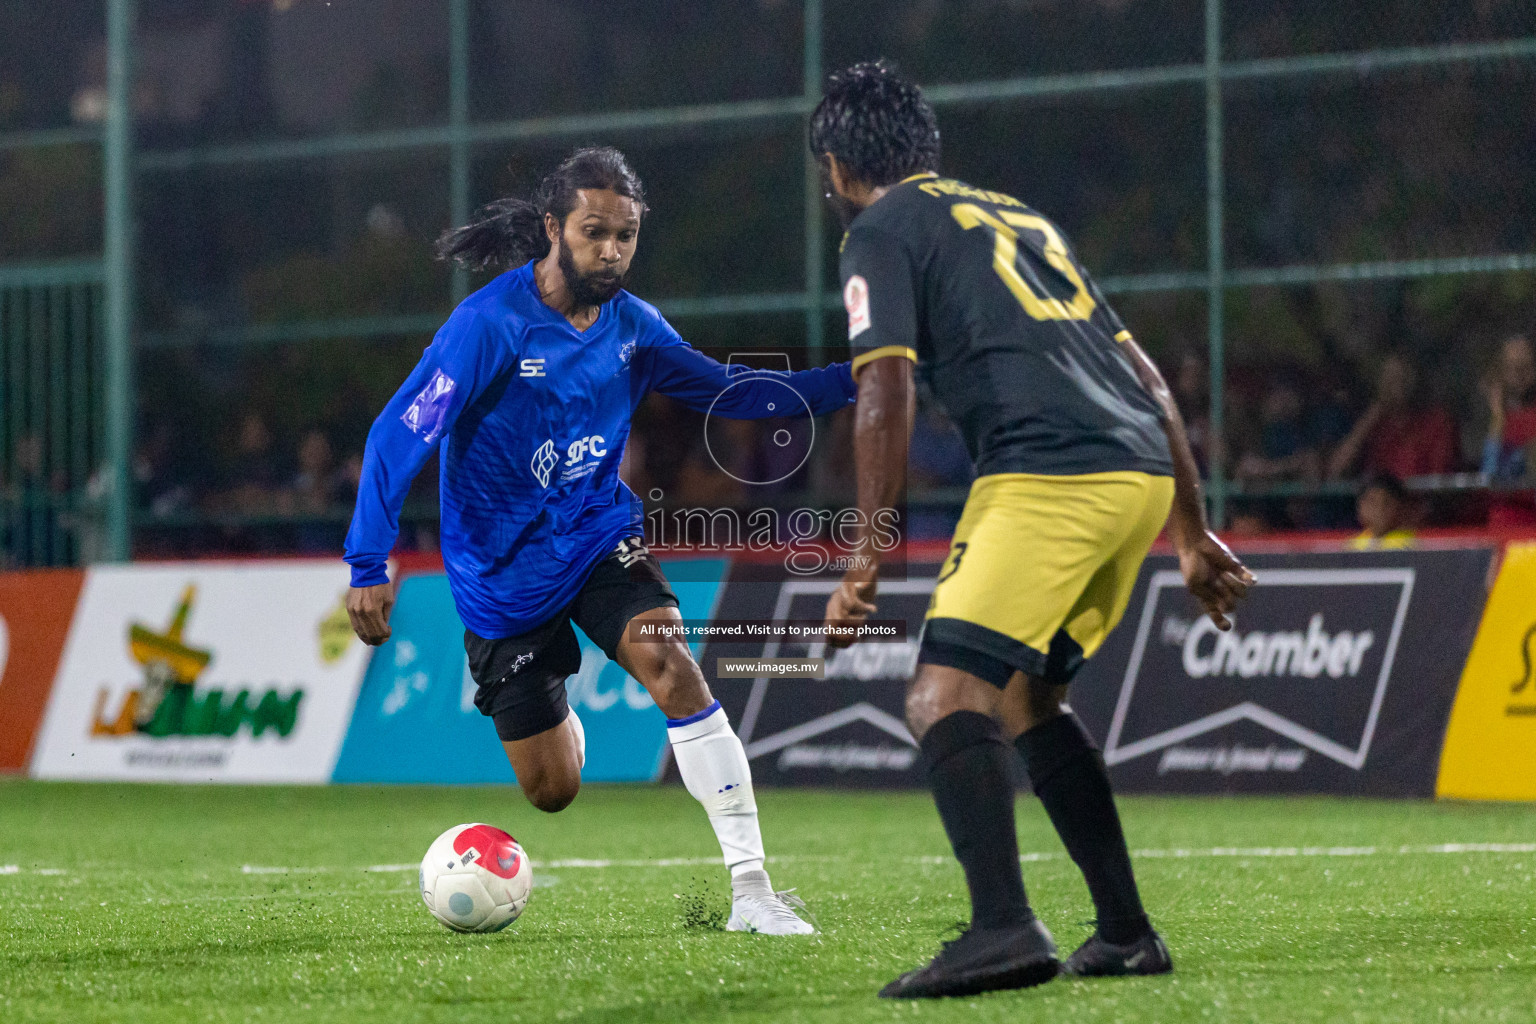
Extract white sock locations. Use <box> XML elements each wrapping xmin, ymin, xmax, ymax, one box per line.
<box><xmin>666</xmin><ymin>700</ymin><xmax>767</xmax><ymax>880</ymax></box>
<box><xmin>566</xmin><ymin>708</ymin><xmax>585</xmax><ymax>770</ymax></box>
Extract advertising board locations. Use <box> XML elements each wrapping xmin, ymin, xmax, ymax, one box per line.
<box><xmin>1436</xmin><ymin>542</ymin><xmax>1536</xmax><ymax>800</ymax></box>
<box><xmin>698</xmin><ymin>565</ymin><xmax>940</xmax><ymax>788</ymax></box>
<box><xmin>1069</xmin><ymin>549</ymin><xmax>1494</xmax><ymax>796</ymax></box>
<box><xmin>700</xmin><ymin>548</ymin><xmax>1492</xmax><ymax>795</ymax></box>
<box><xmin>0</xmin><ymin>569</ymin><xmax>84</xmax><ymax>771</ymax></box>
<box><xmin>29</xmin><ymin>562</ymin><xmax>369</xmax><ymax>783</ymax></box>
<box><xmin>332</xmin><ymin>559</ymin><xmax>727</xmax><ymax>784</ymax></box>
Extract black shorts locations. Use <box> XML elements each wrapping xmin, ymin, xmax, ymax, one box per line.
<box><xmin>463</xmin><ymin>537</ymin><xmax>677</xmax><ymax>742</ymax></box>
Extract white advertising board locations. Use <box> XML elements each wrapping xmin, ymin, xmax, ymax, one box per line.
<box><xmin>30</xmin><ymin>562</ymin><xmax>368</xmax><ymax>783</ymax></box>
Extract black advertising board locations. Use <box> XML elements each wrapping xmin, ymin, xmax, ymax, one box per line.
<box><xmin>684</xmin><ymin>547</ymin><xmax>1492</xmax><ymax>795</ymax></box>
<box><xmin>1068</xmin><ymin>548</ymin><xmax>1494</xmax><ymax>797</ymax></box>
<box><xmin>688</xmin><ymin>562</ymin><xmax>943</xmax><ymax>788</ymax></box>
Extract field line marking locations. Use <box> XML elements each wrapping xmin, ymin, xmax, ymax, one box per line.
<box><xmin>10</xmin><ymin>843</ymin><xmax>1532</xmax><ymax>881</ymax></box>
<box><xmin>231</xmin><ymin>843</ymin><xmax>1536</xmax><ymax>876</ymax></box>
<box><xmin>1128</xmin><ymin>843</ymin><xmax>1536</xmax><ymax>860</ymax></box>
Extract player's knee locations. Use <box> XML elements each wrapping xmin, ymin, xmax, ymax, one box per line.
<box><xmin>906</xmin><ymin>664</ymin><xmax>997</xmax><ymax>741</ymax></box>
<box><xmin>904</xmin><ymin>680</ymin><xmax>937</xmax><ymax>740</ymax></box>
<box><xmin>624</xmin><ymin>640</ymin><xmax>670</xmax><ymax>683</ymax></box>
<box><xmin>647</xmin><ymin>648</ymin><xmax>711</xmax><ymax>719</ymax></box>
<box><xmin>521</xmin><ymin>770</ymin><xmax>580</xmax><ymax>813</ymax></box>
<box><xmin>905</xmin><ymin>671</ymin><xmax>955</xmax><ymax>741</ymax></box>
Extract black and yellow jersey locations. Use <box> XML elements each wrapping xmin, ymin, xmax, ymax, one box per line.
<box><xmin>839</xmin><ymin>173</ymin><xmax>1173</xmax><ymax>479</ymax></box>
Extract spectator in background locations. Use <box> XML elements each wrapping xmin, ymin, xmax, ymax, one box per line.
<box><xmin>1172</xmin><ymin>352</ymin><xmax>1213</xmax><ymax>477</ymax></box>
<box><xmin>134</xmin><ymin>423</ymin><xmax>192</xmax><ymax>519</ymax></box>
<box><xmin>289</xmin><ymin>429</ymin><xmax>340</xmax><ymax>515</ymax></box>
<box><xmin>3</xmin><ymin>433</ymin><xmax>59</xmax><ymax>567</ymax></box>
<box><xmin>288</xmin><ymin>429</ymin><xmax>350</xmax><ymax>554</ymax></box>
<box><xmin>1308</xmin><ymin>368</ymin><xmax>1355</xmax><ymax>470</ymax></box>
<box><xmin>1349</xmin><ymin>473</ymin><xmax>1416</xmax><ymax>549</ymax></box>
<box><xmin>1327</xmin><ymin>353</ymin><xmax>1458</xmax><ymax>481</ymax></box>
<box><xmin>1481</xmin><ymin>334</ymin><xmax>1536</xmax><ymax>529</ymax></box>
<box><xmin>337</xmin><ymin>452</ymin><xmax>364</xmax><ymax>507</ymax></box>
<box><xmin>1235</xmin><ymin>378</ymin><xmax>1319</xmax><ymax>484</ymax></box>
<box><xmin>221</xmin><ymin>411</ymin><xmax>284</xmax><ymax>514</ymax></box>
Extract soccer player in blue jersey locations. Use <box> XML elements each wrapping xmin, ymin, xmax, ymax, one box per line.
<box><xmin>344</xmin><ymin>147</ymin><xmax>852</xmax><ymax>934</ymax></box>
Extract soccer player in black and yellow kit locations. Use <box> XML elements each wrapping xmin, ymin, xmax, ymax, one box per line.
<box><xmin>814</xmin><ymin>62</ymin><xmax>1256</xmax><ymax>999</ymax></box>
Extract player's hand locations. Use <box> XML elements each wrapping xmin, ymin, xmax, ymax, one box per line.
<box><xmin>347</xmin><ymin>583</ymin><xmax>396</xmax><ymax>646</ymax></box>
<box><xmin>1177</xmin><ymin>530</ymin><xmax>1255</xmax><ymax>631</ymax></box>
<box><xmin>824</xmin><ymin>566</ymin><xmax>878</xmax><ymax>650</ymax></box>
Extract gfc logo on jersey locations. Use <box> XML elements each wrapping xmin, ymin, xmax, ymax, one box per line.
<box><xmin>531</xmin><ymin>435</ymin><xmax>606</xmax><ymax>488</ymax></box>
<box><xmin>566</xmin><ymin>435</ymin><xmax>607</xmax><ymax>466</ymax></box>
<box><xmin>519</xmin><ymin>358</ymin><xmax>546</xmax><ymax>378</ymax></box>
<box><xmin>401</xmin><ymin>370</ymin><xmax>457</xmax><ymax>443</ymax></box>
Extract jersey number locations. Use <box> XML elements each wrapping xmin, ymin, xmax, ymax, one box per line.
<box><xmin>950</xmin><ymin>203</ymin><xmax>1096</xmax><ymax>322</ymax></box>
<box><xmin>936</xmin><ymin>541</ymin><xmax>968</xmax><ymax>584</ymax></box>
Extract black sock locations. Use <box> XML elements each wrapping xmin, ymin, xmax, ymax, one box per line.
<box><xmin>1016</xmin><ymin>713</ymin><xmax>1150</xmax><ymax>945</ymax></box>
<box><xmin>920</xmin><ymin>710</ymin><xmax>1032</xmax><ymax>930</ymax></box>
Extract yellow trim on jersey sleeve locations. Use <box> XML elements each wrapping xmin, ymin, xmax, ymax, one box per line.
<box><xmin>898</xmin><ymin>172</ymin><xmax>940</xmax><ymax>185</ymax></box>
<box><xmin>851</xmin><ymin>345</ymin><xmax>919</xmax><ymax>375</ymax></box>
<box><xmin>1114</xmin><ymin>330</ymin><xmax>1134</xmax><ymax>344</ymax></box>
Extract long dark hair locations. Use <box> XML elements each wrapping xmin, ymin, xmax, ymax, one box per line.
<box><xmin>435</xmin><ymin>146</ymin><xmax>648</xmax><ymax>270</ymax></box>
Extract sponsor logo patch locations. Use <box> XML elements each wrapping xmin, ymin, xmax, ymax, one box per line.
<box><xmin>843</xmin><ymin>275</ymin><xmax>871</xmax><ymax>340</ymax></box>
<box><xmin>400</xmin><ymin>370</ymin><xmax>456</xmax><ymax>443</ymax></box>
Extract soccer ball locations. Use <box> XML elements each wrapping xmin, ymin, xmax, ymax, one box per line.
<box><xmin>419</xmin><ymin>823</ymin><xmax>533</xmax><ymax>933</ymax></box>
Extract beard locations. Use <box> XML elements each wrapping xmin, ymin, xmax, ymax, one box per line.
<box><xmin>819</xmin><ymin>162</ymin><xmax>862</xmax><ymax>230</ymax></box>
<box><xmin>557</xmin><ymin>236</ymin><xmax>626</xmax><ymax>307</ymax></box>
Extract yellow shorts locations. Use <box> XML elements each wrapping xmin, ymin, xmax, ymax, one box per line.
<box><xmin>921</xmin><ymin>471</ymin><xmax>1174</xmax><ymax>688</ymax></box>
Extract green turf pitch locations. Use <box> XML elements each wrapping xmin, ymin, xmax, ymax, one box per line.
<box><xmin>1</xmin><ymin>781</ymin><xmax>1533</xmax><ymax>1023</ymax></box>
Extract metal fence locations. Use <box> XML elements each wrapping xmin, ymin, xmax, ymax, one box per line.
<box><xmin>1</xmin><ymin>0</ymin><xmax>1534</xmax><ymax>564</ymax></box>
<box><xmin>0</xmin><ymin>263</ymin><xmax>106</xmax><ymax>566</ymax></box>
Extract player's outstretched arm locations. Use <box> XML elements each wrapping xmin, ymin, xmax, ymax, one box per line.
<box><xmin>824</xmin><ymin>354</ymin><xmax>914</xmax><ymax>649</ymax></box>
<box><xmin>344</xmin><ymin>309</ymin><xmax>508</xmax><ymax>645</ymax></box>
<box><xmin>640</xmin><ymin>319</ymin><xmax>856</xmax><ymax>418</ymax></box>
<box><xmin>1118</xmin><ymin>336</ymin><xmax>1255</xmax><ymax>630</ymax></box>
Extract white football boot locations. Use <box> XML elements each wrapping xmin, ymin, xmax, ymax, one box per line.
<box><xmin>727</xmin><ymin>869</ymin><xmax>816</xmax><ymax>935</ymax></box>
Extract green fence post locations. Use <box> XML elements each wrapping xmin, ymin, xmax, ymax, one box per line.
<box><xmin>802</xmin><ymin>0</ymin><xmax>824</xmax><ymax>367</ymax></box>
<box><xmin>49</xmin><ymin>287</ymin><xmax>68</xmax><ymax>564</ymax></box>
<box><xmin>1205</xmin><ymin>0</ymin><xmax>1227</xmax><ymax>529</ymax></box>
<box><xmin>103</xmin><ymin>0</ymin><xmax>136</xmax><ymax>562</ymax></box>
<box><xmin>70</xmin><ymin>286</ymin><xmax>90</xmax><ymax>543</ymax></box>
<box><xmin>449</xmin><ymin>0</ymin><xmax>470</xmax><ymax>304</ymax></box>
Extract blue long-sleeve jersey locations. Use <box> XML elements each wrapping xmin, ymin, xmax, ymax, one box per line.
<box><xmin>345</xmin><ymin>261</ymin><xmax>857</xmax><ymax>638</ymax></box>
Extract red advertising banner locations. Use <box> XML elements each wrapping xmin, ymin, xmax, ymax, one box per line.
<box><xmin>0</xmin><ymin>569</ymin><xmax>84</xmax><ymax>771</ymax></box>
